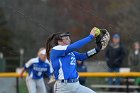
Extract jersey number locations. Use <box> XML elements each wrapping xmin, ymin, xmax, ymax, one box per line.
<box><xmin>38</xmin><ymin>72</ymin><xmax>42</xmax><ymax>76</ymax></box>
<box><xmin>70</xmin><ymin>57</ymin><xmax>76</xmax><ymax>65</ymax></box>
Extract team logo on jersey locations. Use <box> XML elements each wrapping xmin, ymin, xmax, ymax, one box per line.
<box><xmin>33</xmin><ymin>64</ymin><xmax>48</xmax><ymax>71</ymax></box>
<box><xmin>33</xmin><ymin>66</ymin><xmax>47</xmax><ymax>71</ymax></box>
<box><xmin>68</xmin><ymin>52</ymin><xmax>75</xmax><ymax>56</ymax></box>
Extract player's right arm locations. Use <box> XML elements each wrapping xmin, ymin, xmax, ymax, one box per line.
<box><xmin>20</xmin><ymin>68</ymin><xmax>26</xmax><ymax>78</ymax></box>
<box><xmin>20</xmin><ymin>58</ymin><xmax>35</xmax><ymax>78</ymax></box>
<box><xmin>51</xmin><ymin>27</ymin><xmax>100</xmax><ymax>58</ymax></box>
<box><xmin>66</xmin><ymin>27</ymin><xmax>99</xmax><ymax>53</ymax></box>
<box><xmin>66</xmin><ymin>35</ymin><xmax>94</xmax><ymax>52</ymax></box>
<box><xmin>51</xmin><ymin>35</ymin><xmax>94</xmax><ymax>58</ymax></box>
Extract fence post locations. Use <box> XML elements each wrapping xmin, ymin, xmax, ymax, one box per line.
<box><xmin>16</xmin><ymin>77</ymin><xmax>19</xmax><ymax>93</ymax></box>
<box><xmin>126</xmin><ymin>77</ymin><xmax>129</xmax><ymax>93</ymax></box>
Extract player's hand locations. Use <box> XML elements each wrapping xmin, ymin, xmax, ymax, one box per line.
<box><xmin>48</xmin><ymin>78</ymin><xmax>55</xmax><ymax>84</ymax></box>
<box><xmin>90</xmin><ymin>27</ymin><xmax>101</xmax><ymax>37</ymax></box>
<box><xmin>20</xmin><ymin>73</ymin><xmax>23</xmax><ymax>78</ymax></box>
<box><xmin>48</xmin><ymin>75</ymin><xmax>55</xmax><ymax>84</ymax></box>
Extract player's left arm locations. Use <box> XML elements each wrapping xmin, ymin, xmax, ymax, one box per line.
<box><xmin>20</xmin><ymin>58</ymin><xmax>34</xmax><ymax>78</ymax></box>
<box><xmin>74</xmin><ymin>29</ymin><xmax>110</xmax><ymax>61</ymax></box>
<box><xmin>87</xmin><ymin>29</ymin><xmax>110</xmax><ymax>58</ymax></box>
<box><xmin>45</xmin><ymin>64</ymin><xmax>55</xmax><ymax>84</ymax></box>
<box><xmin>73</xmin><ymin>52</ymin><xmax>88</xmax><ymax>61</ymax></box>
<box><xmin>73</xmin><ymin>46</ymin><xmax>101</xmax><ymax>61</ymax></box>
<box><xmin>45</xmin><ymin>63</ymin><xmax>54</xmax><ymax>78</ymax></box>
<box><xmin>45</xmin><ymin>59</ymin><xmax>54</xmax><ymax>73</ymax></box>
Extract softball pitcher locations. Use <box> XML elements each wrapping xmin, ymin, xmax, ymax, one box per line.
<box><xmin>20</xmin><ymin>48</ymin><xmax>52</xmax><ymax>93</ymax></box>
<box><xmin>46</xmin><ymin>27</ymin><xmax>110</xmax><ymax>93</ymax></box>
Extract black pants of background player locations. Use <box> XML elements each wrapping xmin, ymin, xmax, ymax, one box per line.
<box><xmin>44</xmin><ymin>78</ymin><xmax>54</xmax><ymax>93</ymax></box>
<box><xmin>79</xmin><ymin>77</ymin><xmax>86</xmax><ymax>86</ymax></box>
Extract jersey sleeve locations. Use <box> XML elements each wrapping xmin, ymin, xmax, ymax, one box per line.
<box><xmin>24</xmin><ymin>59</ymin><xmax>33</xmax><ymax>69</ymax></box>
<box><xmin>66</xmin><ymin>35</ymin><xmax>94</xmax><ymax>53</ymax></box>
<box><xmin>73</xmin><ymin>51</ymin><xmax>88</xmax><ymax>61</ymax></box>
<box><xmin>51</xmin><ymin>45</ymin><xmax>68</xmax><ymax>58</ymax></box>
<box><xmin>51</xmin><ymin>35</ymin><xmax>94</xmax><ymax>58</ymax></box>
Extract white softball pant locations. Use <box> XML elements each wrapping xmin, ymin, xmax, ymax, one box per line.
<box><xmin>54</xmin><ymin>81</ymin><xmax>96</xmax><ymax>93</ymax></box>
<box><xmin>26</xmin><ymin>76</ymin><xmax>47</xmax><ymax>93</ymax></box>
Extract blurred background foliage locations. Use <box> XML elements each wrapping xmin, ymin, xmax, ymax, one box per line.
<box><xmin>0</xmin><ymin>0</ymin><xmax>140</xmax><ymax>71</ymax></box>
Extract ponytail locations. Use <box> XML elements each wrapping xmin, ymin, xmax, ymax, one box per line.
<box><xmin>46</xmin><ymin>32</ymin><xmax>61</xmax><ymax>60</ymax></box>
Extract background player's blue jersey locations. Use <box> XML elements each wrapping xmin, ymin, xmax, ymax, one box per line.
<box><xmin>24</xmin><ymin>57</ymin><xmax>51</xmax><ymax>79</ymax></box>
<box><xmin>50</xmin><ymin>35</ymin><xmax>94</xmax><ymax>80</ymax></box>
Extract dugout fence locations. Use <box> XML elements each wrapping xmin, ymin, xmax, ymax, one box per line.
<box><xmin>0</xmin><ymin>72</ymin><xmax>140</xmax><ymax>93</ymax></box>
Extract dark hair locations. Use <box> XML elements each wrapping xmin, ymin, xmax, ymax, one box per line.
<box><xmin>46</xmin><ymin>32</ymin><xmax>62</xmax><ymax>60</ymax></box>
<box><xmin>46</xmin><ymin>32</ymin><xmax>71</xmax><ymax>60</ymax></box>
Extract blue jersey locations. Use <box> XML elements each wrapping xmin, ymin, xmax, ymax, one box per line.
<box><xmin>24</xmin><ymin>57</ymin><xmax>51</xmax><ymax>79</ymax></box>
<box><xmin>50</xmin><ymin>35</ymin><xmax>94</xmax><ymax>80</ymax></box>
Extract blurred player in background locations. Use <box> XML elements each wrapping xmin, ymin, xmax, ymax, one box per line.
<box><xmin>46</xmin><ymin>27</ymin><xmax>110</xmax><ymax>93</ymax></box>
<box><xmin>20</xmin><ymin>48</ymin><xmax>53</xmax><ymax>93</ymax></box>
<box><xmin>76</xmin><ymin>60</ymin><xmax>87</xmax><ymax>85</ymax></box>
<box><xmin>128</xmin><ymin>41</ymin><xmax>140</xmax><ymax>89</ymax></box>
<box><xmin>105</xmin><ymin>34</ymin><xmax>126</xmax><ymax>85</ymax></box>
<box><xmin>128</xmin><ymin>41</ymin><xmax>140</xmax><ymax>72</ymax></box>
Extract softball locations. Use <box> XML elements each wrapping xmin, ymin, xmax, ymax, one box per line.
<box><xmin>95</xmin><ymin>28</ymin><xmax>100</xmax><ymax>36</ymax></box>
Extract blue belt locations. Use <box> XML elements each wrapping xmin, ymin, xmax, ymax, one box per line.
<box><xmin>61</xmin><ymin>78</ymin><xmax>79</xmax><ymax>83</ymax></box>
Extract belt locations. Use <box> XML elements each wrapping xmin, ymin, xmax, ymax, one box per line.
<box><xmin>60</xmin><ymin>78</ymin><xmax>79</xmax><ymax>83</ymax></box>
